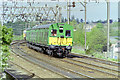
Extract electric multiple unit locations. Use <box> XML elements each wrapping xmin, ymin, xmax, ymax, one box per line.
<box><xmin>25</xmin><ymin>23</ymin><xmax>73</xmax><ymax>57</ymax></box>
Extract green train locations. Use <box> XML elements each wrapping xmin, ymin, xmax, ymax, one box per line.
<box><xmin>25</xmin><ymin>23</ymin><xmax>73</xmax><ymax>57</ymax></box>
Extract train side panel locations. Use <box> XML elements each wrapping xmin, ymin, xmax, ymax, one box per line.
<box><xmin>26</xmin><ymin>28</ymin><xmax>49</xmax><ymax>46</ymax></box>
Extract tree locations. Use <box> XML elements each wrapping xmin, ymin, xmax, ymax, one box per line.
<box><xmin>80</xmin><ymin>19</ymin><xmax>83</xmax><ymax>23</ymax></box>
<box><xmin>118</xmin><ymin>18</ymin><xmax>120</xmax><ymax>22</ymax></box>
<box><xmin>73</xmin><ymin>28</ymin><xmax>85</xmax><ymax>46</ymax></box>
<box><xmin>73</xmin><ymin>22</ymin><xmax>107</xmax><ymax>54</ymax></box>
<box><xmin>2</xmin><ymin>26</ymin><xmax>13</xmax><ymax>45</ymax></box>
<box><xmin>96</xmin><ymin>23</ymin><xmax>104</xmax><ymax>28</ymax></box>
<box><xmin>87</xmin><ymin>24</ymin><xmax>107</xmax><ymax>53</ymax></box>
<box><xmin>71</xmin><ymin>15</ymin><xmax>75</xmax><ymax>21</ymax></box>
<box><xmin>110</xmin><ymin>19</ymin><xmax>113</xmax><ymax>24</ymax></box>
<box><xmin>76</xmin><ymin>18</ymin><xmax>79</xmax><ymax>24</ymax></box>
<box><xmin>61</xmin><ymin>17</ymin><xmax>65</xmax><ymax>23</ymax></box>
<box><xmin>96</xmin><ymin>20</ymin><xmax>102</xmax><ymax>23</ymax></box>
<box><xmin>64</xmin><ymin>18</ymin><xmax>67</xmax><ymax>22</ymax></box>
<box><xmin>73</xmin><ymin>23</ymin><xmax>85</xmax><ymax>46</ymax></box>
<box><xmin>70</xmin><ymin>19</ymin><xmax>77</xmax><ymax>29</ymax></box>
<box><xmin>110</xmin><ymin>22</ymin><xmax>119</xmax><ymax>36</ymax></box>
<box><xmin>1</xmin><ymin>25</ymin><xmax>13</xmax><ymax>71</ymax></box>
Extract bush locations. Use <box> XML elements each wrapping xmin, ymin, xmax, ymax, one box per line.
<box><xmin>13</xmin><ymin>35</ymin><xmax>23</xmax><ymax>40</ymax></box>
<box><xmin>73</xmin><ymin>23</ymin><xmax>107</xmax><ymax>54</ymax></box>
<box><xmin>0</xmin><ymin>25</ymin><xmax>13</xmax><ymax>71</ymax></box>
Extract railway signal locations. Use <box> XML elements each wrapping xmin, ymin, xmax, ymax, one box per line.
<box><xmin>72</xmin><ymin>2</ymin><xmax>75</xmax><ymax>7</ymax></box>
<box><xmin>67</xmin><ymin>1</ymin><xmax>76</xmax><ymax>24</ymax></box>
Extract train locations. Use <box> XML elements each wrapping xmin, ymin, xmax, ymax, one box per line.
<box><xmin>23</xmin><ymin>23</ymin><xmax>73</xmax><ymax>57</ymax></box>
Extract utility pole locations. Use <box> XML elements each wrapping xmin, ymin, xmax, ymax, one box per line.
<box><xmin>55</xmin><ymin>5</ymin><xmax>58</xmax><ymax>23</ymax></box>
<box><xmin>80</xmin><ymin>0</ymin><xmax>87</xmax><ymax>51</ymax></box>
<box><xmin>1</xmin><ymin>0</ymin><xmax>4</xmax><ymax>26</ymax></box>
<box><xmin>84</xmin><ymin>0</ymin><xmax>87</xmax><ymax>51</ymax></box>
<box><xmin>67</xmin><ymin>0</ymin><xmax>70</xmax><ymax>24</ymax></box>
<box><xmin>59</xmin><ymin>7</ymin><xmax>62</xmax><ymax>23</ymax></box>
<box><xmin>107</xmin><ymin>0</ymin><xmax>110</xmax><ymax>58</ymax></box>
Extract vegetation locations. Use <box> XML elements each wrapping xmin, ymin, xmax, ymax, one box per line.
<box><xmin>110</xmin><ymin>22</ymin><xmax>119</xmax><ymax>36</ymax></box>
<box><xmin>72</xmin><ymin>48</ymin><xmax>85</xmax><ymax>54</ymax></box>
<box><xmin>0</xmin><ymin>25</ymin><xmax>13</xmax><ymax>72</ymax></box>
<box><xmin>13</xmin><ymin>35</ymin><xmax>23</xmax><ymax>41</ymax></box>
<box><xmin>73</xmin><ymin>22</ymin><xmax>108</xmax><ymax>54</ymax></box>
<box><xmin>3</xmin><ymin>18</ymin><xmax>119</xmax><ymax>62</ymax></box>
<box><xmin>87</xmin><ymin>24</ymin><xmax>107</xmax><ymax>53</ymax></box>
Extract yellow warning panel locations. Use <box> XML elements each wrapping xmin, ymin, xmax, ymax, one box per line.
<box><xmin>49</xmin><ymin>37</ymin><xmax>72</xmax><ymax>46</ymax></box>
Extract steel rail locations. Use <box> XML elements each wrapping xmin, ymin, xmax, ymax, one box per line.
<box><xmin>17</xmin><ymin>42</ymin><xmax>116</xmax><ymax>79</ymax></box>
<box><xmin>11</xmin><ymin>43</ymin><xmax>79</xmax><ymax>79</ymax></box>
<box><xmin>14</xmin><ymin>41</ymin><xmax>96</xmax><ymax>79</ymax></box>
<box><xmin>67</xmin><ymin>58</ymin><xmax>119</xmax><ymax>72</ymax></box>
<box><xmin>8</xmin><ymin>61</ymin><xmax>42</xmax><ymax>79</ymax></box>
<box><xmin>11</xmin><ymin>41</ymin><xmax>118</xmax><ymax>79</ymax></box>
<box><xmin>24</xmin><ymin>42</ymin><xmax>118</xmax><ymax>77</ymax></box>
<box><xmin>9</xmin><ymin>46</ymin><xmax>43</xmax><ymax>79</ymax></box>
<box><xmin>61</xmin><ymin>59</ymin><xmax>118</xmax><ymax>77</ymax></box>
<box><xmin>70</xmin><ymin>53</ymin><xmax>119</xmax><ymax>67</ymax></box>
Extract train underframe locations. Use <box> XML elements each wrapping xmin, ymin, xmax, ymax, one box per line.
<box><xmin>27</xmin><ymin>42</ymin><xmax>72</xmax><ymax>57</ymax></box>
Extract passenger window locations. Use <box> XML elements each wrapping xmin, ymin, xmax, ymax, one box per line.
<box><xmin>51</xmin><ymin>29</ymin><xmax>57</xmax><ymax>36</ymax></box>
<box><xmin>66</xmin><ymin>30</ymin><xmax>71</xmax><ymax>37</ymax></box>
<box><xmin>59</xmin><ymin>27</ymin><xmax>63</xmax><ymax>33</ymax></box>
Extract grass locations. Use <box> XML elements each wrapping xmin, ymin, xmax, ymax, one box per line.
<box><xmin>13</xmin><ymin>35</ymin><xmax>23</xmax><ymax>41</ymax></box>
<box><xmin>107</xmin><ymin>58</ymin><xmax>118</xmax><ymax>62</ymax></box>
<box><xmin>71</xmin><ymin>48</ymin><xmax>85</xmax><ymax>54</ymax></box>
<box><xmin>71</xmin><ymin>47</ymin><xmax>118</xmax><ymax>62</ymax></box>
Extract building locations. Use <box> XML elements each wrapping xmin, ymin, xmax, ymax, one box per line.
<box><xmin>110</xmin><ymin>41</ymin><xmax>120</xmax><ymax>59</ymax></box>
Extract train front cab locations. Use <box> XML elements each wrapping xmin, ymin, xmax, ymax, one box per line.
<box><xmin>48</xmin><ymin>23</ymin><xmax>73</xmax><ymax>57</ymax></box>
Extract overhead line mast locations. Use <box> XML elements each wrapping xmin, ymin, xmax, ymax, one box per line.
<box><xmin>107</xmin><ymin>0</ymin><xmax>110</xmax><ymax>58</ymax></box>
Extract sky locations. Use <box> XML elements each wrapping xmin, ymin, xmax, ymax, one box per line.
<box><xmin>0</xmin><ymin>1</ymin><xmax>119</xmax><ymax>22</ymax></box>
<box><xmin>61</xmin><ymin>2</ymin><xmax>118</xmax><ymax>22</ymax></box>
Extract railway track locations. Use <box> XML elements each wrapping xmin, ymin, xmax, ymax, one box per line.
<box><xmin>61</xmin><ymin>58</ymin><xmax>118</xmax><ymax>77</ymax></box>
<box><xmin>70</xmin><ymin>53</ymin><xmax>119</xmax><ymax>67</ymax></box>
<box><xmin>11</xmin><ymin>41</ymin><xmax>93</xmax><ymax>79</ymax></box>
<box><xmin>7</xmin><ymin>61</ymin><xmax>42</xmax><ymax>79</ymax></box>
<box><xmin>64</xmin><ymin>53</ymin><xmax>119</xmax><ymax>77</ymax></box>
<box><xmin>10</xmin><ymin>41</ymin><xmax>69</xmax><ymax>79</ymax></box>
<box><xmin>17</xmin><ymin>41</ymin><xmax>118</xmax><ymax>79</ymax></box>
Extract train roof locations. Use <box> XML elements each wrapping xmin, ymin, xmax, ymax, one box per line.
<box><xmin>26</xmin><ymin>24</ymin><xmax>52</xmax><ymax>30</ymax></box>
<box><xmin>33</xmin><ymin>24</ymin><xmax>52</xmax><ymax>29</ymax></box>
<box><xmin>26</xmin><ymin>23</ymin><xmax>73</xmax><ymax>30</ymax></box>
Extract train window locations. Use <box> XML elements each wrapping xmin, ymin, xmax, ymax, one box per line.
<box><xmin>65</xmin><ymin>30</ymin><xmax>71</xmax><ymax>37</ymax></box>
<box><xmin>51</xmin><ymin>29</ymin><xmax>57</xmax><ymax>36</ymax></box>
<box><xmin>59</xmin><ymin>27</ymin><xmax>63</xmax><ymax>33</ymax></box>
